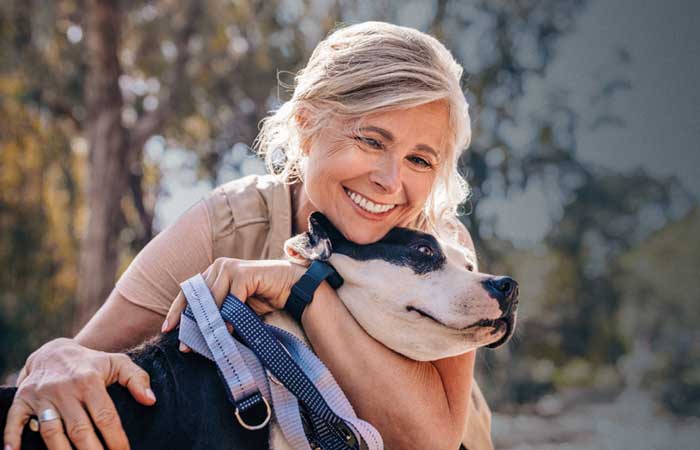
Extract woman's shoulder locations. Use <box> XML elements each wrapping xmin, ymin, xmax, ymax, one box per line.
<box><xmin>202</xmin><ymin>174</ymin><xmax>292</xmax><ymax>261</ymax></box>
<box><xmin>204</xmin><ymin>174</ymin><xmax>285</xmax><ymax>226</ymax></box>
<box><xmin>208</xmin><ymin>173</ymin><xmax>283</xmax><ymax>201</ymax></box>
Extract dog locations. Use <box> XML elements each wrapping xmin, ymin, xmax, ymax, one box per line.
<box><xmin>1</xmin><ymin>212</ymin><xmax>518</xmax><ymax>450</ymax></box>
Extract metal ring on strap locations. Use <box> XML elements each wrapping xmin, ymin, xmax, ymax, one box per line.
<box><xmin>234</xmin><ymin>396</ymin><xmax>272</xmax><ymax>430</ymax></box>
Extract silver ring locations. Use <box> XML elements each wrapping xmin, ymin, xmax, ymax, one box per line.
<box><xmin>38</xmin><ymin>408</ymin><xmax>60</xmax><ymax>423</ymax></box>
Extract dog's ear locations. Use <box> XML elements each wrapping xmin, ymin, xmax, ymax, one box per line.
<box><xmin>307</xmin><ymin>211</ymin><xmax>343</xmax><ymax>244</ymax></box>
<box><xmin>283</xmin><ymin>212</ymin><xmax>336</xmax><ymax>263</ymax></box>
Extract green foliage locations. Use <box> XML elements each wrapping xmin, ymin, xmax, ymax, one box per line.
<box><xmin>617</xmin><ymin>209</ymin><xmax>700</xmax><ymax>415</ymax></box>
<box><xmin>0</xmin><ymin>74</ymin><xmax>79</xmax><ymax>376</ymax></box>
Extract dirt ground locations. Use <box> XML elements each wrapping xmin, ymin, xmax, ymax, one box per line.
<box><xmin>492</xmin><ymin>389</ymin><xmax>700</xmax><ymax>450</ymax></box>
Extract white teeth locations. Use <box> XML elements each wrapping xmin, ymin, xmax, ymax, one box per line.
<box><xmin>345</xmin><ymin>189</ymin><xmax>396</xmax><ymax>214</ymax></box>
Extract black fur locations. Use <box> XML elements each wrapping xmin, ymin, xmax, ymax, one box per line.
<box><xmin>309</xmin><ymin>211</ymin><xmax>447</xmax><ymax>275</ymax></box>
<box><xmin>0</xmin><ymin>331</ymin><xmax>269</xmax><ymax>450</ymax></box>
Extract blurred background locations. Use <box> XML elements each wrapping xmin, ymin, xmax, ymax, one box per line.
<box><xmin>1</xmin><ymin>0</ymin><xmax>698</xmax><ymax>448</ymax></box>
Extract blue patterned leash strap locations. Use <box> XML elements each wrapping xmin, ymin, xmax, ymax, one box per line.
<box><xmin>178</xmin><ymin>273</ymin><xmax>383</xmax><ymax>450</ymax></box>
<box><xmin>179</xmin><ymin>275</ymin><xmax>271</xmax><ymax>429</ymax></box>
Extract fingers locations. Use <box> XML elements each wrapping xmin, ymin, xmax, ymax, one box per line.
<box><xmin>54</xmin><ymin>398</ymin><xmax>103</xmax><ymax>450</ymax></box>
<box><xmin>83</xmin><ymin>385</ymin><xmax>129</xmax><ymax>450</ymax></box>
<box><xmin>35</xmin><ymin>400</ymin><xmax>72</xmax><ymax>450</ymax></box>
<box><xmin>170</xmin><ymin>258</ymin><xmax>251</xmax><ymax>352</ymax></box>
<box><xmin>207</xmin><ymin>266</ymin><xmax>231</xmax><ymax>306</ymax></box>
<box><xmin>207</xmin><ymin>265</ymin><xmax>248</xmax><ymax>335</ymax></box>
<box><xmin>163</xmin><ymin>292</ymin><xmax>192</xmax><ymax>352</ymax></box>
<box><xmin>162</xmin><ymin>291</ymin><xmax>186</xmax><ymax>332</ymax></box>
<box><xmin>15</xmin><ymin>365</ymin><xmax>28</xmax><ymax>385</ymax></box>
<box><xmin>109</xmin><ymin>354</ymin><xmax>156</xmax><ymax>406</ymax></box>
<box><xmin>212</xmin><ymin>260</ymin><xmax>250</xmax><ymax>306</ymax></box>
<box><xmin>3</xmin><ymin>396</ymin><xmax>74</xmax><ymax>450</ymax></box>
<box><xmin>4</xmin><ymin>395</ymin><xmax>33</xmax><ymax>450</ymax></box>
<box><xmin>163</xmin><ymin>259</ymin><xmax>228</xmax><ymax>335</ymax></box>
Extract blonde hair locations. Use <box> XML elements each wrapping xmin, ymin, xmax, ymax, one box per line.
<box><xmin>254</xmin><ymin>21</ymin><xmax>472</xmax><ymax>239</ymax></box>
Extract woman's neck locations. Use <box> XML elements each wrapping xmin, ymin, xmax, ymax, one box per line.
<box><xmin>291</xmin><ymin>182</ymin><xmax>314</xmax><ymax>235</ymax></box>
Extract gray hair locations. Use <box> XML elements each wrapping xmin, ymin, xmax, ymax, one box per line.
<box><xmin>255</xmin><ymin>21</ymin><xmax>472</xmax><ymax>238</ymax></box>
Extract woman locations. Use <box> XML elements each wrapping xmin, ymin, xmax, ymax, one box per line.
<box><xmin>4</xmin><ymin>22</ymin><xmax>492</xmax><ymax>450</ymax></box>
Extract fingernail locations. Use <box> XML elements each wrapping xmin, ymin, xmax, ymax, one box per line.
<box><xmin>161</xmin><ymin>319</ymin><xmax>169</xmax><ymax>333</ymax></box>
<box><xmin>6</xmin><ymin>444</ymin><xmax>14</xmax><ymax>450</ymax></box>
<box><xmin>179</xmin><ymin>343</ymin><xmax>187</xmax><ymax>352</ymax></box>
<box><xmin>146</xmin><ymin>388</ymin><xmax>156</xmax><ymax>402</ymax></box>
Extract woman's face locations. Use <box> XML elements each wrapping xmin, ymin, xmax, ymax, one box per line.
<box><xmin>301</xmin><ymin>100</ymin><xmax>450</xmax><ymax>244</ymax></box>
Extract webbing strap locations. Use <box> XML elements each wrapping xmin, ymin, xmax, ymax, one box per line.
<box><xmin>267</xmin><ymin>325</ymin><xmax>383</xmax><ymax>450</ymax></box>
<box><xmin>178</xmin><ymin>274</ymin><xmax>383</xmax><ymax>450</ymax></box>
<box><xmin>179</xmin><ymin>277</ymin><xmax>267</xmax><ymax>417</ymax></box>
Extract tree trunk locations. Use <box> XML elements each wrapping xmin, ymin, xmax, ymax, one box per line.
<box><xmin>75</xmin><ymin>0</ymin><xmax>127</xmax><ymax>331</ymax></box>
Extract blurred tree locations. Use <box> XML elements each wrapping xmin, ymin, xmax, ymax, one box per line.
<box><xmin>617</xmin><ymin>208</ymin><xmax>700</xmax><ymax>416</ymax></box>
<box><xmin>0</xmin><ymin>75</ymin><xmax>79</xmax><ymax>378</ymax></box>
<box><xmin>75</xmin><ymin>0</ymin><xmax>202</xmax><ymax>328</ymax></box>
<box><xmin>482</xmin><ymin>166</ymin><xmax>693</xmax><ymax>406</ymax></box>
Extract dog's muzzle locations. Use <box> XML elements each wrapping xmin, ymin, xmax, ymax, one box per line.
<box><xmin>484</xmin><ymin>313</ymin><xmax>516</xmax><ymax>349</ymax></box>
<box><xmin>482</xmin><ymin>276</ymin><xmax>519</xmax><ymax>349</ymax></box>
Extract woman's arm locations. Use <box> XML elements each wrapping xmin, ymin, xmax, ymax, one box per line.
<box><xmin>76</xmin><ymin>199</ymin><xmax>213</xmax><ymax>351</ymax></box>
<box><xmin>75</xmin><ymin>290</ymin><xmax>164</xmax><ymax>352</ymax></box>
<box><xmin>303</xmin><ymin>282</ymin><xmax>473</xmax><ymax>450</ymax></box>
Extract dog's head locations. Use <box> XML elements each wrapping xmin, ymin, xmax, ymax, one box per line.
<box><xmin>284</xmin><ymin>212</ymin><xmax>518</xmax><ymax>361</ymax></box>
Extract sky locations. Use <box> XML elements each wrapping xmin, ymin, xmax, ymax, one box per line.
<box><xmin>154</xmin><ymin>0</ymin><xmax>700</xmax><ymax>246</ymax></box>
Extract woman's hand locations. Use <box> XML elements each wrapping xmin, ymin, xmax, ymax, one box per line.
<box><xmin>161</xmin><ymin>258</ymin><xmax>306</xmax><ymax>345</ymax></box>
<box><xmin>3</xmin><ymin>338</ymin><xmax>156</xmax><ymax>450</ymax></box>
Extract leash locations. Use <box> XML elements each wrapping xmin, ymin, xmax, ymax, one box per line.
<box><xmin>178</xmin><ymin>273</ymin><xmax>383</xmax><ymax>450</ymax></box>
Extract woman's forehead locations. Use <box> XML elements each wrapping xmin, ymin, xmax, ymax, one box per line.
<box><xmin>347</xmin><ymin>101</ymin><xmax>451</xmax><ymax>154</ymax></box>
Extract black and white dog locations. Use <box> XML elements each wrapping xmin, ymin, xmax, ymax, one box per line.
<box><xmin>1</xmin><ymin>212</ymin><xmax>518</xmax><ymax>450</ymax></box>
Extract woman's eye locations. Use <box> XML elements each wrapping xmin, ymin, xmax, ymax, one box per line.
<box><xmin>355</xmin><ymin>136</ymin><xmax>384</xmax><ymax>149</ymax></box>
<box><xmin>408</xmin><ymin>155</ymin><xmax>432</xmax><ymax>168</ymax></box>
<box><xmin>417</xmin><ymin>245</ymin><xmax>434</xmax><ymax>256</ymax></box>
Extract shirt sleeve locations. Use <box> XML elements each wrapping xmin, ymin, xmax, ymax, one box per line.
<box><xmin>115</xmin><ymin>200</ymin><xmax>214</xmax><ymax>316</ymax></box>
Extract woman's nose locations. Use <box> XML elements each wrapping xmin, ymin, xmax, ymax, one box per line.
<box><xmin>369</xmin><ymin>157</ymin><xmax>402</xmax><ymax>194</ymax></box>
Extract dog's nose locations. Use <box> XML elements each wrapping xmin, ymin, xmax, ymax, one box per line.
<box><xmin>482</xmin><ymin>276</ymin><xmax>519</xmax><ymax>311</ymax></box>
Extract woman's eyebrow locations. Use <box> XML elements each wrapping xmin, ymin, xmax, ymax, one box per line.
<box><xmin>359</xmin><ymin>125</ymin><xmax>395</xmax><ymax>141</ymax></box>
<box><xmin>359</xmin><ymin>126</ymin><xmax>440</xmax><ymax>159</ymax></box>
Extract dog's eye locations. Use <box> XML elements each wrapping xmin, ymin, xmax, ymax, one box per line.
<box><xmin>417</xmin><ymin>245</ymin><xmax>434</xmax><ymax>257</ymax></box>
<box><xmin>466</xmin><ymin>264</ymin><xmax>475</xmax><ymax>272</ymax></box>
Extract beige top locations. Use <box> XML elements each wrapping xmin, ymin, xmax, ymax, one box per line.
<box><xmin>115</xmin><ymin>173</ymin><xmax>493</xmax><ymax>450</ymax></box>
<box><xmin>115</xmin><ymin>174</ymin><xmax>292</xmax><ymax>316</ymax></box>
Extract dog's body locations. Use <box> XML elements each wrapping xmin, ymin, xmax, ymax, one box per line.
<box><xmin>1</xmin><ymin>331</ymin><xmax>270</xmax><ymax>450</ymax></box>
<box><xmin>1</xmin><ymin>213</ymin><xmax>518</xmax><ymax>450</ymax></box>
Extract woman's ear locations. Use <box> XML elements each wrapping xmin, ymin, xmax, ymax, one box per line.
<box><xmin>294</xmin><ymin>109</ymin><xmax>311</xmax><ymax>130</ymax></box>
<box><xmin>294</xmin><ymin>107</ymin><xmax>313</xmax><ymax>155</ymax></box>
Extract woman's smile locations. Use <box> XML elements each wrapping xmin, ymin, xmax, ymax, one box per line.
<box><xmin>342</xmin><ymin>186</ymin><xmax>398</xmax><ymax>219</ymax></box>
